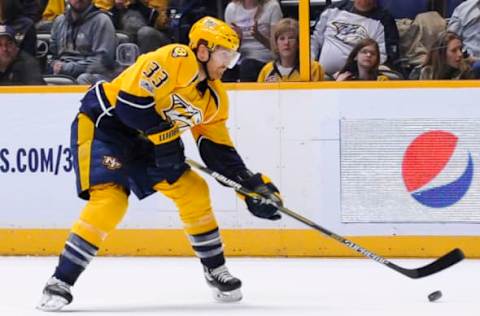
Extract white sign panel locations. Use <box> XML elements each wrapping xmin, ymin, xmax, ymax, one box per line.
<box><xmin>341</xmin><ymin>119</ymin><xmax>480</xmax><ymax>222</ymax></box>
<box><xmin>2</xmin><ymin>86</ymin><xmax>480</xmax><ymax>236</ymax></box>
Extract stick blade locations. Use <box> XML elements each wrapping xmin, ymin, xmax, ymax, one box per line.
<box><xmin>402</xmin><ymin>248</ymin><xmax>465</xmax><ymax>279</ymax></box>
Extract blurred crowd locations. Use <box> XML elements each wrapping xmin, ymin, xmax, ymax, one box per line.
<box><xmin>0</xmin><ymin>0</ymin><xmax>479</xmax><ymax>85</ymax></box>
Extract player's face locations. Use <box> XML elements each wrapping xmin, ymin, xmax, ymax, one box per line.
<box><xmin>276</xmin><ymin>31</ymin><xmax>298</xmax><ymax>60</ymax></box>
<box><xmin>207</xmin><ymin>47</ymin><xmax>240</xmax><ymax>80</ymax></box>
<box><xmin>446</xmin><ymin>38</ymin><xmax>463</xmax><ymax>69</ymax></box>
<box><xmin>356</xmin><ymin>44</ymin><xmax>378</xmax><ymax>69</ymax></box>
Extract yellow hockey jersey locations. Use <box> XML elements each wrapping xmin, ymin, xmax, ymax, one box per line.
<box><xmin>97</xmin><ymin>44</ymin><xmax>234</xmax><ymax>147</ymax></box>
<box><xmin>257</xmin><ymin>61</ymin><xmax>325</xmax><ymax>82</ymax></box>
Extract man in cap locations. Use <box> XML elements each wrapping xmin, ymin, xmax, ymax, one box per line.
<box><xmin>0</xmin><ymin>24</ymin><xmax>45</xmax><ymax>85</ymax></box>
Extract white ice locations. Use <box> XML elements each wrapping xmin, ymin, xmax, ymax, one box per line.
<box><xmin>0</xmin><ymin>256</ymin><xmax>477</xmax><ymax>316</ymax></box>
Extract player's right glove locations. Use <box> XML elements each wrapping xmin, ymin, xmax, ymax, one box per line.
<box><xmin>239</xmin><ymin>173</ymin><xmax>282</xmax><ymax>220</ymax></box>
<box><xmin>146</xmin><ymin>121</ymin><xmax>185</xmax><ymax>171</ymax></box>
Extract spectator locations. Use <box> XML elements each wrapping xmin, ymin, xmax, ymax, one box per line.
<box><xmin>167</xmin><ymin>0</ymin><xmax>218</xmax><ymax>44</ymax></box>
<box><xmin>36</xmin><ymin>0</ymin><xmax>66</xmax><ymax>33</ymax></box>
<box><xmin>419</xmin><ymin>31</ymin><xmax>474</xmax><ymax>80</ymax></box>
<box><xmin>224</xmin><ymin>0</ymin><xmax>283</xmax><ymax>82</ymax></box>
<box><xmin>22</xmin><ymin>0</ymin><xmax>42</xmax><ymax>23</ymax></box>
<box><xmin>0</xmin><ymin>0</ymin><xmax>38</xmax><ymax>56</ymax></box>
<box><xmin>50</xmin><ymin>0</ymin><xmax>117</xmax><ymax>84</ymax></box>
<box><xmin>334</xmin><ymin>38</ymin><xmax>388</xmax><ymax>81</ymax></box>
<box><xmin>447</xmin><ymin>0</ymin><xmax>480</xmax><ymax>78</ymax></box>
<box><xmin>310</xmin><ymin>0</ymin><xmax>399</xmax><ymax>76</ymax></box>
<box><xmin>396</xmin><ymin>11</ymin><xmax>446</xmax><ymax>74</ymax></box>
<box><xmin>94</xmin><ymin>0</ymin><xmax>171</xmax><ymax>53</ymax></box>
<box><xmin>0</xmin><ymin>24</ymin><xmax>45</xmax><ymax>85</ymax></box>
<box><xmin>258</xmin><ymin>18</ymin><xmax>324</xmax><ymax>82</ymax></box>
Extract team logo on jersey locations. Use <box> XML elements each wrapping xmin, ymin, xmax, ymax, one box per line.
<box><xmin>163</xmin><ymin>94</ymin><xmax>203</xmax><ymax>130</ymax></box>
<box><xmin>102</xmin><ymin>155</ymin><xmax>122</xmax><ymax>170</ymax></box>
<box><xmin>172</xmin><ymin>46</ymin><xmax>188</xmax><ymax>58</ymax></box>
<box><xmin>332</xmin><ymin>21</ymin><xmax>368</xmax><ymax>46</ymax></box>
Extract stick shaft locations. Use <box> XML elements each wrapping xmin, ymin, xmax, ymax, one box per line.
<box><xmin>186</xmin><ymin>159</ymin><xmax>464</xmax><ymax>279</ymax></box>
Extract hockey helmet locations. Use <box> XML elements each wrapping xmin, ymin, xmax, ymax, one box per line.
<box><xmin>189</xmin><ymin>16</ymin><xmax>240</xmax><ymax>52</ymax></box>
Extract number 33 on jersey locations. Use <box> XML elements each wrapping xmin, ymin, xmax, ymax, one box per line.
<box><xmin>100</xmin><ymin>43</ymin><xmax>234</xmax><ymax>146</ymax></box>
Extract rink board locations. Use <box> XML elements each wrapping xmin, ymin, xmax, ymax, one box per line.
<box><xmin>1</xmin><ymin>81</ymin><xmax>480</xmax><ymax>257</ymax></box>
<box><xmin>1</xmin><ymin>228</ymin><xmax>479</xmax><ymax>257</ymax></box>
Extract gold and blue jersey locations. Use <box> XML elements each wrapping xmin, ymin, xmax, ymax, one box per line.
<box><xmin>75</xmin><ymin>44</ymin><xmax>247</xmax><ymax>199</ymax></box>
<box><xmin>81</xmin><ymin>44</ymin><xmax>234</xmax><ymax>148</ymax></box>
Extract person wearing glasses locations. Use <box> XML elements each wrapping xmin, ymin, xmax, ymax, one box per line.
<box><xmin>334</xmin><ymin>37</ymin><xmax>388</xmax><ymax>81</ymax></box>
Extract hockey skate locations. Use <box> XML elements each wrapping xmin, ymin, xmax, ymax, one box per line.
<box><xmin>204</xmin><ymin>265</ymin><xmax>242</xmax><ymax>302</ymax></box>
<box><xmin>36</xmin><ymin>277</ymin><xmax>73</xmax><ymax>312</ymax></box>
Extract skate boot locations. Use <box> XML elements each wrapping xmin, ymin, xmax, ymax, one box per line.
<box><xmin>36</xmin><ymin>277</ymin><xmax>73</xmax><ymax>312</ymax></box>
<box><xmin>204</xmin><ymin>265</ymin><xmax>242</xmax><ymax>302</ymax></box>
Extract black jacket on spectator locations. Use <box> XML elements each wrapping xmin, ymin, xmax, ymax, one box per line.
<box><xmin>1</xmin><ymin>0</ymin><xmax>38</xmax><ymax>56</ymax></box>
<box><xmin>21</xmin><ymin>0</ymin><xmax>42</xmax><ymax>23</ymax></box>
<box><xmin>0</xmin><ymin>51</ymin><xmax>46</xmax><ymax>85</ymax></box>
<box><xmin>334</xmin><ymin>0</ymin><xmax>400</xmax><ymax>66</ymax></box>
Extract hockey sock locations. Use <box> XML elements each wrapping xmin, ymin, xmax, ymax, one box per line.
<box><xmin>53</xmin><ymin>233</ymin><xmax>98</xmax><ymax>286</ymax></box>
<box><xmin>188</xmin><ymin>228</ymin><xmax>225</xmax><ymax>269</ymax></box>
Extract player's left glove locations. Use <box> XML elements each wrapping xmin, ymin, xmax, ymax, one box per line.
<box><xmin>239</xmin><ymin>173</ymin><xmax>282</xmax><ymax>220</ymax></box>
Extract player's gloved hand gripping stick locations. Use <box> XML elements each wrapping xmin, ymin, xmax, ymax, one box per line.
<box><xmin>186</xmin><ymin>159</ymin><xmax>465</xmax><ymax>279</ymax></box>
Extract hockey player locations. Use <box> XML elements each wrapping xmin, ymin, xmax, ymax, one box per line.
<box><xmin>37</xmin><ymin>16</ymin><xmax>282</xmax><ymax>312</ymax></box>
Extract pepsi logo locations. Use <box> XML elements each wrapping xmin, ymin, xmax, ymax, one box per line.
<box><xmin>402</xmin><ymin>130</ymin><xmax>474</xmax><ymax>208</ymax></box>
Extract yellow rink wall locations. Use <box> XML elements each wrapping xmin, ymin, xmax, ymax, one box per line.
<box><xmin>1</xmin><ymin>81</ymin><xmax>480</xmax><ymax>258</ymax></box>
<box><xmin>1</xmin><ymin>229</ymin><xmax>480</xmax><ymax>258</ymax></box>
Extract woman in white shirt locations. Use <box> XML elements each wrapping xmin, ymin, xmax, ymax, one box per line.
<box><xmin>224</xmin><ymin>0</ymin><xmax>283</xmax><ymax>81</ymax></box>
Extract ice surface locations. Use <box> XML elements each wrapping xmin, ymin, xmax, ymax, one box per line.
<box><xmin>0</xmin><ymin>256</ymin><xmax>477</xmax><ymax>315</ymax></box>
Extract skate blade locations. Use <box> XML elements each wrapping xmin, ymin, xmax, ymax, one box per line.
<box><xmin>212</xmin><ymin>288</ymin><xmax>243</xmax><ymax>303</ymax></box>
<box><xmin>36</xmin><ymin>295</ymin><xmax>69</xmax><ymax>312</ymax></box>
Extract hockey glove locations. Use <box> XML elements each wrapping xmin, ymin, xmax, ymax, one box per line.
<box><xmin>239</xmin><ymin>173</ymin><xmax>282</xmax><ymax>220</ymax></box>
<box><xmin>146</xmin><ymin>121</ymin><xmax>186</xmax><ymax>171</ymax></box>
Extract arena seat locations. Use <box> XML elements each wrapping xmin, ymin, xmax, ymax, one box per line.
<box><xmin>43</xmin><ymin>74</ymin><xmax>78</xmax><ymax>85</ymax></box>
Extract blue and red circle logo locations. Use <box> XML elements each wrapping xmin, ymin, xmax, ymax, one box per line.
<box><xmin>402</xmin><ymin>130</ymin><xmax>474</xmax><ymax>208</ymax></box>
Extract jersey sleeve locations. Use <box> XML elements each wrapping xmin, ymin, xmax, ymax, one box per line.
<box><xmin>191</xmin><ymin>118</ymin><xmax>234</xmax><ymax>147</ymax></box>
<box><xmin>192</xmin><ymin>119</ymin><xmax>249</xmax><ymax>180</ymax></box>
<box><xmin>190</xmin><ymin>84</ymin><xmax>248</xmax><ymax>180</ymax></box>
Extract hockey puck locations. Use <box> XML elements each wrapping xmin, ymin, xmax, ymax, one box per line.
<box><xmin>428</xmin><ymin>290</ymin><xmax>442</xmax><ymax>302</ymax></box>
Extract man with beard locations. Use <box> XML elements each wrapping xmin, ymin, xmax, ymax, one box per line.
<box><xmin>49</xmin><ymin>0</ymin><xmax>117</xmax><ymax>84</ymax></box>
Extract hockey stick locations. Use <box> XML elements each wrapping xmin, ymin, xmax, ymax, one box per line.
<box><xmin>186</xmin><ymin>158</ymin><xmax>465</xmax><ymax>279</ymax></box>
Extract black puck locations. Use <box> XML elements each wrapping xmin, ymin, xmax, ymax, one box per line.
<box><xmin>428</xmin><ymin>290</ymin><xmax>442</xmax><ymax>302</ymax></box>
